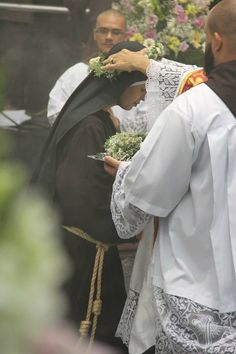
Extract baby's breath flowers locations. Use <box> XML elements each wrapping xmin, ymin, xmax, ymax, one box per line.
<box><xmin>104</xmin><ymin>132</ymin><xmax>146</xmax><ymax>161</ymax></box>
<box><xmin>89</xmin><ymin>39</ymin><xmax>165</xmax><ymax>79</ymax></box>
<box><xmin>143</xmin><ymin>38</ymin><xmax>165</xmax><ymax>60</ymax></box>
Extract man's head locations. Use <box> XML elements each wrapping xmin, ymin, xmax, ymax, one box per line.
<box><xmin>204</xmin><ymin>0</ymin><xmax>236</xmax><ymax>75</ymax></box>
<box><xmin>94</xmin><ymin>9</ymin><xmax>127</xmax><ymax>54</ymax></box>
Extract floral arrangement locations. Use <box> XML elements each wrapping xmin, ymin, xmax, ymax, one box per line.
<box><xmin>89</xmin><ymin>39</ymin><xmax>165</xmax><ymax>79</ymax></box>
<box><xmin>0</xmin><ymin>133</ymin><xmax>69</xmax><ymax>354</ymax></box>
<box><xmin>112</xmin><ymin>0</ymin><xmax>211</xmax><ymax>60</ymax></box>
<box><xmin>104</xmin><ymin>132</ymin><xmax>146</xmax><ymax>160</ymax></box>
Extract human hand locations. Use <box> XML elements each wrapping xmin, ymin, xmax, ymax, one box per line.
<box><xmin>104</xmin><ymin>156</ymin><xmax>121</xmax><ymax>177</ymax></box>
<box><xmin>102</xmin><ymin>49</ymin><xmax>150</xmax><ymax>74</ymax></box>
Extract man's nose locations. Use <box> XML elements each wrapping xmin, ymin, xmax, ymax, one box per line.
<box><xmin>105</xmin><ymin>31</ymin><xmax>113</xmax><ymax>39</ymax></box>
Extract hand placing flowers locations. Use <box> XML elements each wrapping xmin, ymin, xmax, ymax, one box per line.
<box><xmin>89</xmin><ymin>40</ymin><xmax>165</xmax><ymax>79</ymax></box>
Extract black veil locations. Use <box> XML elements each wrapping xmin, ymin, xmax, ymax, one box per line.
<box><xmin>32</xmin><ymin>41</ymin><xmax>147</xmax><ymax>194</ymax></box>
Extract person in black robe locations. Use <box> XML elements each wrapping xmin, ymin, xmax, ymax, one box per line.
<box><xmin>32</xmin><ymin>41</ymin><xmax>147</xmax><ymax>353</ymax></box>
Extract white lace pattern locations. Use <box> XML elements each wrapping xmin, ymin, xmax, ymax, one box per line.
<box><xmin>145</xmin><ymin>58</ymin><xmax>196</xmax><ymax>130</ymax></box>
<box><xmin>111</xmin><ymin>163</ymin><xmax>151</xmax><ymax>239</ymax></box>
<box><xmin>153</xmin><ymin>286</ymin><xmax>236</xmax><ymax>354</ymax></box>
<box><xmin>116</xmin><ymin>289</ymin><xmax>140</xmax><ymax>346</ymax></box>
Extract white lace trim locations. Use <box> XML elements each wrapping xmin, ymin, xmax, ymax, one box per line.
<box><xmin>119</xmin><ymin>103</ymin><xmax>148</xmax><ymax>133</ymax></box>
<box><xmin>111</xmin><ymin>163</ymin><xmax>151</xmax><ymax>239</ymax></box>
<box><xmin>145</xmin><ymin>58</ymin><xmax>196</xmax><ymax>130</ymax></box>
<box><xmin>115</xmin><ymin>289</ymin><xmax>140</xmax><ymax>346</ymax></box>
<box><xmin>153</xmin><ymin>285</ymin><xmax>236</xmax><ymax>354</ymax></box>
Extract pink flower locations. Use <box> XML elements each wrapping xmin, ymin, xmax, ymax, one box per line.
<box><xmin>147</xmin><ymin>14</ymin><xmax>159</xmax><ymax>27</ymax></box>
<box><xmin>179</xmin><ymin>41</ymin><xmax>189</xmax><ymax>52</ymax></box>
<box><xmin>144</xmin><ymin>30</ymin><xmax>158</xmax><ymax>40</ymax></box>
<box><xmin>175</xmin><ymin>5</ymin><xmax>188</xmax><ymax>24</ymax></box>
<box><xmin>121</xmin><ymin>0</ymin><xmax>134</xmax><ymax>11</ymax></box>
<box><xmin>127</xmin><ymin>26</ymin><xmax>139</xmax><ymax>36</ymax></box>
<box><xmin>193</xmin><ymin>16</ymin><xmax>205</xmax><ymax>28</ymax></box>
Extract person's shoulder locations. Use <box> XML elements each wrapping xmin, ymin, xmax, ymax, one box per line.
<box><xmin>172</xmin><ymin>83</ymin><xmax>226</xmax><ymax>129</ymax></box>
<box><xmin>60</xmin><ymin>62</ymin><xmax>89</xmax><ymax>79</ymax></box>
<box><xmin>78</xmin><ymin>113</ymin><xmax>105</xmax><ymax>130</ymax></box>
<box><xmin>163</xmin><ymin>83</ymin><xmax>208</xmax><ymax>124</ymax></box>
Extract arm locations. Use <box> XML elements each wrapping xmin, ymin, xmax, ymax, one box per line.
<box><xmin>55</xmin><ymin>116</ymin><xmax>124</xmax><ymax>244</ymax></box>
<box><xmin>107</xmin><ymin>96</ymin><xmax>195</xmax><ymax>232</ymax></box>
<box><xmin>103</xmin><ymin>157</ymin><xmax>151</xmax><ymax>238</ymax></box>
<box><xmin>105</xmin><ymin>53</ymin><xmax>197</xmax><ymax>132</ymax></box>
<box><xmin>111</xmin><ymin>163</ymin><xmax>151</xmax><ymax>239</ymax></box>
<box><xmin>121</xmin><ymin>101</ymin><xmax>194</xmax><ymax>217</ymax></box>
<box><xmin>102</xmin><ymin>49</ymin><xmax>150</xmax><ymax>74</ymax></box>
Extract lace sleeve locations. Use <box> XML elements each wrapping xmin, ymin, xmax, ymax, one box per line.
<box><xmin>145</xmin><ymin>58</ymin><xmax>197</xmax><ymax>130</ymax></box>
<box><xmin>119</xmin><ymin>102</ymin><xmax>148</xmax><ymax>133</ymax></box>
<box><xmin>111</xmin><ymin>162</ymin><xmax>151</xmax><ymax>239</ymax></box>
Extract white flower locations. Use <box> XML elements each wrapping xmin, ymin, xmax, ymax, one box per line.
<box><xmin>143</xmin><ymin>38</ymin><xmax>155</xmax><ymax>48</ymax></box>
<box><xmin>104</xmin><ymin>132</ymin><xmax>146</xmax><ymax>161</ymax></box>
<box><xmin>89</xmin><ymin>56</ymin><xmax>100</xmax><ymax>65</ymax></box>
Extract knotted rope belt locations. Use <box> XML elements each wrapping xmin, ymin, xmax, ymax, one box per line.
<box><xmin>63</xmin><ymin>226</ymin><xmax>114</xmax><ymax>353</ymax></box>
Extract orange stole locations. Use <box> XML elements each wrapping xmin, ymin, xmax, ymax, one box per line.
<box><xmin>178</xmin><ymin>68</ymin><xmax>207</xmax><ymax>95</ymax></box>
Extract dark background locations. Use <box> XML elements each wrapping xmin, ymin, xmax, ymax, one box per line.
<box><xmin>0</xmin><ymin>0</ymin><xmax>113</xmax><ymax>171</ymax></box>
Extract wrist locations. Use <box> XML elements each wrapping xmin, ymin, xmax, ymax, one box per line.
<box><xmin>132</xmin><ymin>56</ymin><xmax>150</xmax><ymax>74</ymax></box>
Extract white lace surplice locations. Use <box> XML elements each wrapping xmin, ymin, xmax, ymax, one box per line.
<box><xmin>111</xmin><ymin>163</ymin><xmax>154</xmax><ymax>353</ymax></box>
<box><xmin>119</xmin><ymin>58</ymin><xmax>196</xmax><ymax>133</ymax></box>
<box><xmin>112</xmin><ymin>59</ymin><xmax>197</xmax><ymax>353</ymax></box>
<box><xmin>112</xmin><ymin>61</ymin><xmax>236</xmax><ymax>353</ymax></box>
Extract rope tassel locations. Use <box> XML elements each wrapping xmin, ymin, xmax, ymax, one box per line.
<box><xmin>63</xmin><ymin>226</ymin><xmax>111</xmax><ymax>353</ymax></box>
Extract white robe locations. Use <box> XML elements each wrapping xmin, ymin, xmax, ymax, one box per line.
<box><xmin>111</xmin><ymin>60</ymin><xmax>236</xmax><ymax>353</ymax></box>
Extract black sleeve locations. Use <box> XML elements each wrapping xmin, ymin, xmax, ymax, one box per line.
<box><xmin>55</xmin><ymin>116</ymin><xmax>124</xmax><ymax>244</ymax></box>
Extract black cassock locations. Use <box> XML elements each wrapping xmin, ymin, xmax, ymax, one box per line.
<box><xmin>54</xmin><ymin>110</ymin><xmax>127</xmax><ymax>350</ymax></box>
<box><xmin>31</xmin><ymin>41</ymin><xmax>147</xmax><ymax>353</ymax></box>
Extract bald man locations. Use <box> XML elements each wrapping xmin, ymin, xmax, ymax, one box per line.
<box><xmin>104</xmin><ymin>1</ymin><xmax>236</xmax><ymax>353</ymax></box>
<box><xmin>47</xmin><ymin>9</ymin><xmax>127</xmax><ymax>124</ymax></box>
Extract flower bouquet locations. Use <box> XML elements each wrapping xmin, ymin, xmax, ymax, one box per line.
<box><xmin>104</xmin><ymin>132</ymin><xmax>146</xmax><ymax>161</ymax></box>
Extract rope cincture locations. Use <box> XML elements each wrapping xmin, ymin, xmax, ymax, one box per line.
<box><xmin>63</xmin><ymin>226</ymin><xmax>113</xmax><ymax>353</ymax></box>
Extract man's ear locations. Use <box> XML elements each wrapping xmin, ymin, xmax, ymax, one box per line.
<box><xmin>93</xmin><ymin>28</ymin><xmax>97</xmax><ymax>41</ymax></box>
<box><xmin>212</xmin><ymin>32</ymin><xmax>223</xmax><ymax>53</ymax></box>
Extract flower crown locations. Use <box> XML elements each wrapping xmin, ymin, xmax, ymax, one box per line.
<box><xmin>89</xmin><ymin>39</ymin><xmax>165</xmax><ymax>79</ymax></box>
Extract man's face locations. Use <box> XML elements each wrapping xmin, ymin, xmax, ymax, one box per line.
<box><xmin>204</xmin><ymin>40</ymin><xmax>215</xmax><ymax>76</ymax></box>
<box><xmin>94</xmin><ymin>14</ymin><xmax>127</xmax><ymax>53</ymax></box>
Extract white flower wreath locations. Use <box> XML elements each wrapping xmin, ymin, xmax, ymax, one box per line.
<box><xmin>89</xmin><ymin>40</ymin><xmax>165</xmax><ymax>79</ymax></box>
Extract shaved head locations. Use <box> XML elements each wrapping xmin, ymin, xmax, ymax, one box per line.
<box><xmin>204</xmin><ymin>0</ymin><xmax>236</xmax><ymax>74</ymax></box>
<box><xmin>207</xmin><ymin>0</ymin><xmax>236</xmax><ymax>36</ymax></box>
<box><xmin>94</xmin><ymin>9</ymin><xmax>127</xmax><ymax>53</ymax></box>
<box><xmin>96</xmin><ymin>9</ymin><xmax>127</xmax><ymax>30</ymax></box>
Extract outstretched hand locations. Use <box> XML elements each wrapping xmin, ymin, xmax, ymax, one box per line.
<box><xmin>102</xmin><ymin>49</ymin><xmax>150</xmax><ymax>74</ymax></box>
<box><xmin>104</xmin><ymin>156</ymin><xmax>121</xmax><ymax>177</ymax></box>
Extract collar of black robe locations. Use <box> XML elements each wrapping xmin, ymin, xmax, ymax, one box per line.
<box><xmin>206</xmin><ymin>60</ymin><xmax>236</xmax><ymax>118</ymax></box>
<box><xmin>31</xmin><ymin>41</ymin><xmax>147</xmax><ymax>194</ymax></box>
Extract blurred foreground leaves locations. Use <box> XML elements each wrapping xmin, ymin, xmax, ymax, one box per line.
<box><xmin>0</xmin><ymin>132</ymin><xmax>70</xmax><ymax>354</ymax></box>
